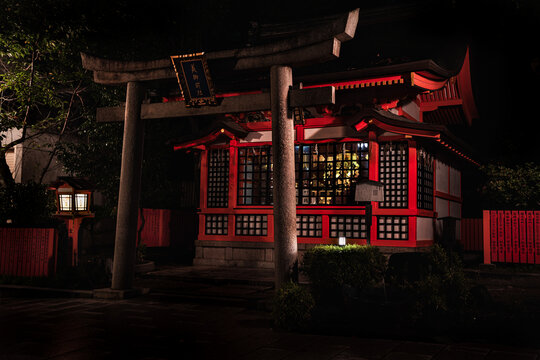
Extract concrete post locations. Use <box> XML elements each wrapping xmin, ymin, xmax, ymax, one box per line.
<box><xmin>111</xmin><ymin>81</ymin><xmax>145</xmax><ymax>290</ymax></box>
<box><xmin>270</xmin><ymin>65</ymin><xmax>298</xmax><ymax>289</ymax></box>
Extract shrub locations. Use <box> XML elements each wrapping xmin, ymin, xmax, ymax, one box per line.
<box><xmin>273</xmin><ymin>282</ymin><xmax>315</xmax><ymax>331</ymax></box>
<box><xmin>386</xmin><ymin>245</ymin><xmax>470</xmax><ymax>326</ymax></box>
<box><xmin>301</xmin><ymin>245</ymin><xmax>386</xmax><ymax>302</ymax></box>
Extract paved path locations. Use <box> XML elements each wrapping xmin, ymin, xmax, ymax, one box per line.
<box><xmin>1</xmin><ymin>295</ymin><xmax>539</xmax><ymax>360</ymax></box>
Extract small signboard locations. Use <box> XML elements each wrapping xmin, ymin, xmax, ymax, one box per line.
<box><xmin>170</xmin><ymin>53</ymin><xmax>216</xmax><ymax>107</ymax></box>
<box><xmin>355</xmin><ymin>180</ymin><xmax>385</xmax><ymax>202</ymax></box>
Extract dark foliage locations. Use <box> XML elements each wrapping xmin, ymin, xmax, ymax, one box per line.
<box><xmin>0</xmin><ymin>182</ymin><xmax>56</xmax><ymax>227</ymax></box>
<box><xmin>301</xmin><ymin>245</ymin><xmax>386</xmax><ymax>303</ymax></box>
<box><xmin>273</xmin><ymin>282</ymin><xmax>315</xmax><ymax>331</ymax></box>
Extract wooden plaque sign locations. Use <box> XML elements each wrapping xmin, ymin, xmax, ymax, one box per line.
<box><xmin>170</xmin><ymin>53</ymin><xmax>216</xmax><ymax>107</ymax></box>
<box><xmin>355</xmin><ymin>180</ymin><xmax>385</xmax><ymax>202</ymax></box>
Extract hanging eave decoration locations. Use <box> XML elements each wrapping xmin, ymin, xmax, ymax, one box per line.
<box><xmin>170</xmin><ymin>52</ymin><xmax>217</xmax><ymax>107</ymax></box>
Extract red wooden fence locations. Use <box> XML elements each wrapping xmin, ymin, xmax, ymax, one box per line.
<box><xmin>0</xmin><ymin>228</ymin><xmax>58</xmax><ymax>277</ymax></box>
<box><xmin>460</xmin><ymin>218</ymin><xmax>483</xmax><ymax>251</ymax></box>
<box><xmin>137</xmin><ymin>208</ymin><xmax>198</xmax><ymax>249</ymax></box>
<box><xmin>137</xmin><ymin>209</ymin><xmax>171</xmax><ymax>247</ymax></box>
<box><xmin>483</xmin><ymin>210</ymin><xmax>540</xmax><ymax>265</ymax></box>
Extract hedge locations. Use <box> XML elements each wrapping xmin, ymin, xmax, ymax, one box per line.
<box><xmin>301</xmin><ymin>245</ymin><xmax>386</xmax><ymax>301</ymax></box>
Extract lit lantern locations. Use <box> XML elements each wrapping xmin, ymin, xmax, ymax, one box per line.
<box><xmin>49</xmin><ymin>177</ymin><xmax>95</xmax><ymax>266</ymax></box>
<box><xmin>52</xmin><ymin>178</ymin><xmax>93</xmax><ymax>215</ymax></box>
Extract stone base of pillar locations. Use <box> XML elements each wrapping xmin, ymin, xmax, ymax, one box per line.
<box><xmin>93</xmin><ymin>287</ymin><xmax>149</xmax><ymax>300</ymax></box>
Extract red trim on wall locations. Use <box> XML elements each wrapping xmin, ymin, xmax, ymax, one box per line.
<box><xmin>295</xmin><ymin>125</ymin><xmax>305</xmax><ymax>141</ymax></box>
<box><xmin>415</xmin><ymin>240</ymin><xmax>434</xmax><ymax>247</ymax></box>
<box><xmin>371</xmin><ymin>239</ymin><xmax>415</xmax><ymax>247</ymax></box>
<box><xmin>304</xmin><ymin>117</ymin><xmax>343</xmax><ymax>127</ymax></box>
<box><xmin>174</xmin><ymin>130</ymin><xmax>236</xmax><ymax>151</ymax></box>
<box><xmin>235</xmin><ymin>141</ymin><xmax>273</xmax><ymax>147</ymax></box>
<box><xmin>200</xmin><ymin>151</ymin><xmax>208</xmax><ymax>211</ymax></box>
<box><xmin>229</xmin><ymin>141</ymin><xmax>238</xmax><ymax>208</ymax></box>
<box><xmin>434</xmin><ymin>191</ymin><xmax>462</xmax><ymax>203</ymax></box>
<box><xmin>409</xmin><ymin>215</ymin><xmax>417</xmax><ymax>246</ymax></box>
<box><xmin>241</xmin><ymin>121</ymin><xmax>272</xmax><ymax>131</ymax></box>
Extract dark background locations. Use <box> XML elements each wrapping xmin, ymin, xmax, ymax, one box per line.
<box><xmin>81</xmin><ymin>0</ymin><xmax>539</xmax><ymax>164</ymax></box>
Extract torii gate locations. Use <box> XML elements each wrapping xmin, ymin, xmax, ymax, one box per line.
<box><xmin>83</xmin><ymin>9</ymin><xmax>359</xmax><ymax>296</ymax></box>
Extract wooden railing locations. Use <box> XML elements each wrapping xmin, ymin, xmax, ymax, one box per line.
<box><xmin>0</xmin><ymin>228</ymin><xmax>58</xmax><ymax>277</ymax></box>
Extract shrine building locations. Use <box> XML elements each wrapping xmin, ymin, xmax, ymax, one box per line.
<box><xmin>173</xmin><ymin>49</ymin><xmax>478</xmax><ymax>268</ymax></box>
<box><xmin>83</xmin><ymin>5</ymin><xmax>480</xmax><ymax>279</ymax></box>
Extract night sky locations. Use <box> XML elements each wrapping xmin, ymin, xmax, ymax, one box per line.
<box><xmin>83</xmin><ymin>0</ymin><xmax>539</xmax><ymax>164</ymax></box>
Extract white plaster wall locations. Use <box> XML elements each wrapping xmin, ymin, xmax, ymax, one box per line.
<box><xmin>416</xmin><ymin>217</ymin><xmax>434</xmax><ymax>240</ymax></box>
<box><xmin>239</xmin><ymin>131</ymin><xmax>273</xmax><ymax>143</ymax></box>
<box><xmin>0</xmin><ymin>128</ymin><xmax>23</xmax><ymax>146</ymax></box>
<box><xmin>435</xmin><ymin>160</ymin><xmax>449</xmax><ymax>193</ymax></box>
<box><xmin>304</xmin><ymin>126</ymin><xmax>356</xmax><ymax>140</ymax></box>
<box><xmin>401</xmin><ymin>100</ymin><xmax>420</xmax><ymax>122</ymax></box>
<box><xmin>450</xmin><ymin>166</ymin><xmax>461</xmax><ymax>197</ymax></box>
<box><xmin>436</xmin><ymin>197</ymin><xmax>449</xmax><ymax>218</ymax></box>
<box><xmin>1</xmin><ymin>129</ymin><xmax>23</xmax><ymax>182</ymax></box>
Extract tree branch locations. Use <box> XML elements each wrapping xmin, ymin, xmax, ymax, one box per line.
<box><xmin>38</xmin><ymin>81</ymin><xmax>81</xmax><ymax>184</ymax></box>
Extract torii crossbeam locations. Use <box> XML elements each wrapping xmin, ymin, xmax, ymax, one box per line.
<box><xmin>82</xmin><ymin>9</ymin><xmax>359</xmax><ymax>295</ymax></box>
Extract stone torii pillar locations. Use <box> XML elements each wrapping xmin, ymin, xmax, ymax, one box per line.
<box><xmin>81</xmin><ymin>8</ymin><xmax>359</xmax><ymax>294</ymax></box>
<box><xmin>270</xmin><ymin>65</ymin><xmax>297</xmax><ymax>286</ymax></box>
<box><xmin>111</xmin><ymin>81</ymin><xmax>145</xmax><ymax>290</ymax></box>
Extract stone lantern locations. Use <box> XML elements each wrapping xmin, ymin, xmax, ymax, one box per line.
<box><xmin>50</xmin><ymin>177</ymin><xmax>95</xmax><ymax>266</ymax></box>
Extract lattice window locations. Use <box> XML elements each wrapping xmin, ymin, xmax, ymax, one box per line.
<box><xmin>296</xmin><ymin>215</ymin><xmax>323</xmax><ymax>237</ymax></box>
<box><xmin>237</xmin><ymin>146</ymin><xmax>273</xmax><ymax>205</ymax></box>
<box><xmin>207</xmin><ymin>148</ymin><xmax>229</xmax><ymax>208</ymax></box>
<box><xmin>235</xmin><ymin>215</ymin><xmax>268</xmax><ymax>236</ymax></box>
<box><xmin>329</xmin><ymin>215</ymin><xmax>367</xmax><ymax>239</ymax></box>
<box><xmin>377</xmin><ymin>216</ymin><xmax>408</xmax><ymax>240</ymax></box>
<box><xmin>379</xmin><ymin>143</ymin><xmax>408</xmax><ymax>208</ymax></box>
<box><xmin>417</xmin><ymin>148</ymin><xmax>434</xmax><ymax>210</ymax></box>
<box><xmin>205</xmin><ymin>215</ymin><xmax>228</xmax><ymax>235</ymax></box>
<box><xmin>295</xmin><ymin>142</ymin><xmax>369</xmax><ymax>206</ymax></box>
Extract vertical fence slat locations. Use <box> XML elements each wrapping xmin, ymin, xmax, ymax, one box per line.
<box><xmin>497</xmin><ymin>211</ymin><xmax>504</xmax><ymax>261</ymax></box>
<box><xmin>15</xmin><ymin>228</ymin><xmax>21</xmax><ymax>276</ymax></box>
<box><xmin>504</xmin><ymin>211</ymin><xmax>512</xmax><ymax>263</ymax></box>
<box><xmin>460</xmin><ymin>218</ymin><xmax>484</xmax><ymax>252</ymax></box>
<box><xmin>138</xmin><ymin>208</ymin><xmax>173</xmax><ymax>248</ymax></box>
<box><xmin>30</xmin><ymin>229</ymin><xmax>37</xmax><ymax>277</ymax></box>
<box><xmin>482</xmin><ymin>211</ymin><xmax>491</xmax><ymax>264</ymax></box>
<box><xmin>491</xmin><ymin>212</ymin><xmax>497</xmax><ymax>261</ymax></box>
<box><xmin>0</xmin><ymin>227</ymin><xmax>57</xmax><ymax>277</ymax></box>
<box><xmin>519</xmin><ymin>211</ymin><xmax>527</xmax><ymax>264</ymax></box>
<box><xmin>6</xmin><ymin>228</ymin><xmax>12</xmax><ymax>275</ymax></box>
<box><xmin>527</xmin><ymin>211</ymin><xmax>534</xmax><ymax>264</ymax></box>
<box><xmin>512</xmin><ymin>211</ymin><xmax>519</xmax><ymax>263</ymax></box>
<box><xmin>25</xmin><ymin>229</ymin><xmax>31</xmax><ymax>277</ymax></box>
<box><xmin>534</xmin><ymin>211</ymin><xmax>540</xmax><ymax>264</ymax></box>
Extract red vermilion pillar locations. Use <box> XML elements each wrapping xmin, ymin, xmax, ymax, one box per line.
<box><xmin>368</xmin><ymin>131</ymin><xmax>379</xmax><ymax>244</ymax></box>
<box><xmin>111</xmin><ymin>81</ymin><xmax>145</xmax><ymax>290</ymax></box>
<box><xmin>408</xmin><ymin>141</ymin><xmax>418</xmax><ymax>245</ymax></box>
<box><xmin>270</xmin><ymin>65</ymin><xmax>298</xmax><ymax>289</ymax></box>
